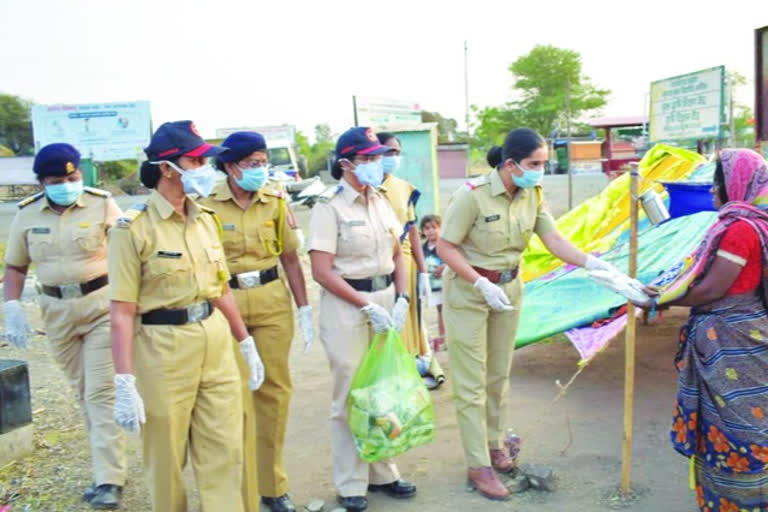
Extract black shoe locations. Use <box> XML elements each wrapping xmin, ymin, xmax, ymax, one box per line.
<box><xmin>88</xmin><ymin>484</ymin><xmax>123</xmax><ymax>510</ymax></box>
<box><xmin>336</xmin><ymin>495</ymin><xmax>368</xmax><ymax>511</ymax></box>
<box><xmin>261</xmin><ymin>494</ymin><xmax>297</xmax><ymax>512</ymax></box>
<box><xmin>367</xmin><ymin>479</ymin><xmax>417</xmax><ymax>499</ymax></box>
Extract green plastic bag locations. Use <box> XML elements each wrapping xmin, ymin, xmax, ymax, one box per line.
<box><xmin>347</xmin><ymin>328</ymin><xmax>435</xmax><ymax>462</ymax></box>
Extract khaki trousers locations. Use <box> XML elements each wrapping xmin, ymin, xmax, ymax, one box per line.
<box><xmin>318</xmin><ymin>284</ymin><xmax>400</xmax><ymax>497</ymax></box>
<box><xmin>443</xmin><ymin>272</ymin><xmax>523</xmax><ymax>468</ymax></box>
<box><xmin>135</xmin><ymin>308</ymin><xmax>244</xmax><ymax>512</ymax></box>
<box><xmin>233</xmin><ymin>279</ymin><xmax>294</xmax><ymax>510</ymax></box>
<box><xmin>39</xmin><ymin>285</ymin><xmax>126</xmax><ymax>486</ymax></box>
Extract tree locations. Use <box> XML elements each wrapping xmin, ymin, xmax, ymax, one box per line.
<box><xmin>727</xmin><ymin>71</ymin><xmax>755</xmax><ymax>148</ymax></box>
<box><xmin>0</xmin><ymin>93</ymin><xmax>34</xmax><ymax>155</ymax></box>
<box><xmin>295</xmin><ymin>123</ymin><xmax>336</xmax><ymax>175</ymax></box>
<box><xmin>473</xmin><ymin>45</ymin><xmax>609</xmax><ymax>148</ymax></box>
<box><xmin>420</xmin><ymin>111</ymin><xmax>468</xmax><ymax>143</ymax></box>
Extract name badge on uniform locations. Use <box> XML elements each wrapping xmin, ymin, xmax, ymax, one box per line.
<box><xmin>158</xmin><ymin>251</ymin><xmax>182</xmax><ymax>258</ymax></box>
<box><xmin>484</xmin><ymin>215</ymin><xmax>501</xmax><ymax>223</ymax></box>
<box><xmin>222</xmin><ymin>224</ymin><xmax>236</xmax><ymax>231</ymax></box>
<box><xmin>347</xmin><ymin>220</ymin><xmax>366</xmax><ymax>227</ymax></box>
<box><xmin>31</xmin><ymin>227</ymin><xmax>51</xmax><ymax>234</ymax></box>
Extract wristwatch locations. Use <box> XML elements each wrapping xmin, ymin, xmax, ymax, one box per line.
<box><xmin>396</xmin><ymin>293</ymin><xmax>411</xmax><ymax>303</ymax></box>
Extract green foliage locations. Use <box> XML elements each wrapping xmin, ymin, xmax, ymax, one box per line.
<box><xmin>727</xmin><ymin>70</ymin><xmax>755</xmax><ymax>148</ymax></box>
<box><xmin>0</xmin><ymin>93</ymin><xmax>34</xmax><ymax>155</ymax></box>
<box><xmin>296</xmin><ymin>123</ymin><xmax>335</xmax><ymax>175</ymax></box>
<box><xmin>473</xmin><ymin>45</ymin><xmax>609</xmax><ymax>147</ymax></box>
<box><xmin>98</xmin><ymin>159</ymin><xmax>137</xmax><ymax>183</ymax></box>
<box><xmin>420</xmin><ymin>111</ymin><xmax>468</xmax><ymax>143</ymax></box>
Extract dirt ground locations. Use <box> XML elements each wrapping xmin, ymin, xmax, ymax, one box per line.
<box><xmin>0</xmin><ymin>176</ymin><xmax>700</xmax><ymax>511</ymax></box>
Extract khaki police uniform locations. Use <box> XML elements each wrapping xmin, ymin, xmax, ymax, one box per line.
<box><xmin>107</xmin><ymin>190</ymin><xmax>243</xmax><ymax>512</ymax></box>
<box><xmin>200</xmin><ymin>180</ymin><xmax>299</xmax><ymax>509</ymax></box>
<box><xmin>308</xmin><ymin>178</ymin><xmax>403</xmax><ymax>497</ymax></box>
<box><xmin>4</xmin><ymin>188</ymin><xmax>126</xmax><ymax>487</ymax></box>
<box><xmin>440</xmin><ymin>170</ymin><xmax>556</xmax><ymax>468</ymax></box>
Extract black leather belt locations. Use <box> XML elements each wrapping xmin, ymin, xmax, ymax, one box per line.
<box><xmin>344</xmin><ymin>274</ymin><xmax>394</xmax><ymax>292</ymax></box>
<box><xmin>228</xmin><ymin>266</ymin><xmax>279</xmax><ymax>289</ymax></box>
<box><xmin>41</xmin><ymin>275</ymin><xmax>108</xmax><ymax>299</ymax></box>
<box><xmin>142</xmin><ymin>300</ymin><xmax>214</xmax><ymax>325</ymax></box>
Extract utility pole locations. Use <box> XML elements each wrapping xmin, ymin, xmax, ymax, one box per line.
<box><xmin>352</xmin><ymin>95</ymin><xmax>359</xmax><ymax>127</ymax></box>
<box><xmin>566</xmin><ymin>77</ymin><xmax>572</xmax><ymax>210</ymax></box>
<box><xmin>464</xmin><ymin>40</ymin><xmax>470</xmax><ymax>134</ymax></box>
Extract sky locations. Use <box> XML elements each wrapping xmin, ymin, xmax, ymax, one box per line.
<box><xmin>1</xmin><ymin>0</ymin><xmax>764</xmax><ymax>142</ymax></box>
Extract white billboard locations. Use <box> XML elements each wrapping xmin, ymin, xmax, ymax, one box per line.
<box><xmin>31</xmin><ymin>101</ymin><xmax>152</xmax><ymax>161</ymax></box>
<box><xmin>355</xmin><ymin>96</ymin><xmax>422</xmax><ymax>126</ymax></box>
<box><xmin>649</xmin><ymin>66</ymin><xmax>725</xmax><ymax>142</ymax></box>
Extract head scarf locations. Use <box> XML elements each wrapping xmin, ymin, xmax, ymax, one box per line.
<box><xmin>660</xmin><ymin>149</ymin><xmax>768</xmax><ymax>303</ymax></box>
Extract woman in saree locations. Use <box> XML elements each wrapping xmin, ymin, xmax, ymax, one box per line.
<box><xmin>641</xmin><ymin>148</ymin><xmax>768</xmax><ymax>511</ymax></box>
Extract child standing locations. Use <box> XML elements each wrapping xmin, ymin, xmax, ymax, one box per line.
<box><xmin>421</xmin><ymin>215</ymin><xmax>446</xmax><ymax>351</ymax></box>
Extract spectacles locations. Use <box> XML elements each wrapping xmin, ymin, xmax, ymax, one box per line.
<box><xmin>239</xmin><ymin>160</ymin><xmax>268</xmax><ymax>169</ymax></box>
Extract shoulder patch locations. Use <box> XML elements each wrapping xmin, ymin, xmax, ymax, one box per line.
<box><xmin>83</xmin><ymin>186</ymin><xmax>111</xmax><ymax>198</ymax></box>
<box><xmin>464</xmin><ymin>175</ymin><xmax>488</xmax><ymax>191</ymax></box>
<box><xmin>115</xmin><ymin>203</ymin><xmax>147</xmax><ymax>228</ymax></box>
<box><xmin>17</xmin><ymin>192</ymin><xmax>45</xmax><ymax>209</ymax></box>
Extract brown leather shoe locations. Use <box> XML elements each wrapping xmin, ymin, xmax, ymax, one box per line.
<box><xmin>467</xmin><ymin>467</ymin><xmax>510</xmax><ymax>501</ymax></box>
<box><xmin>490</xmin><ymin>448</ymin><xmax>517</xmax><ymax>473</ymax></box>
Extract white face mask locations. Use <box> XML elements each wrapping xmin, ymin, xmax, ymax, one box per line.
<box><xmin>155</xmin><ymin>160</ymin><xmax>218</xmax><ymax>197</ymax></box>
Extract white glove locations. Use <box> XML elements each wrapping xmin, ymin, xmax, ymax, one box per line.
<box><xmin>391</xmin><ymin>296</ymin><xmax>410</xmax><ymax>332</ymax></box>
<box><xmin>418</xmin><ymin>272</ymin><xmax>433</xmax><ymax>304</ymax></box>
<box><xmin>3</xmin><ymin>300</ymin><xmax>29</xmax><ymax>349</ymax></box>
<box><xmin>113</xmin><ymin>374</ymin><xmax>146</xmax><ymax>435</ymax></box>
<box><xmin>585</xmin><ymin>254</ymin><xmax>619</xmax><ymax>274</ymax></box>
<box><xmin>474</xmin><ymin>276</ymin><xmax>514</xmax><ymax>312</ymax></box>
<box><xmin>298</xmin><ymin>305</ymin><xmax>314</xmax><ymax>353</ymax></box>
<box><xmin>239</xmin><ymin>336</ymin><xmax>265</xmax><ymax>391</ymax></box>
<box><xmin>360</xmin><ymin>302</ymin><xmax>394</xmax><ymax>333</ymax></box>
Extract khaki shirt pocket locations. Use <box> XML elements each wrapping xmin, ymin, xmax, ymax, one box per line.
<box><xmin>72</xmin><ymin>223</ymin><xmax>105</xmax><ymax>252</ymax></box>
<box><xmin>338</xmin><ymin>220</ymin><xmax>374</xmax><ymax>257</ymax></box>
<box><xmin>146</xmin><ymin>253</ymin><xmax>192</xmax><ymax>295</ymax></box>
<box><xmin>470</xmin><ymin>214</ymin><xmax>509</xmax><ymax>254</ymax></box>
<box><xmin>221</xmin><ymin>224</ymin><xmax>245</xmax><ymax>259</ymax></box>
<box><xmin>27</xmin><ymin>231</ymin><xmax>54</xmax><ymax>262</ymax></box>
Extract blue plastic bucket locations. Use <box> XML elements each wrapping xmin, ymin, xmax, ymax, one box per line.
<box><xmin>661</xmin><ymin>182</ymin><xmax>716</xmax><ymax>219</ymax></box>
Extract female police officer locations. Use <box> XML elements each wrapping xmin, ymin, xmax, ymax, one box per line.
<box><xmin>3</xmin><ymin>143</ymin><xmax>126</xmax><ymax>509</ymax></box>
<box><xmin>437</xmin><ymin>128</ymin><xmax>615</xmax><ymax>500</ymax></box>
<box><xmin>308</xmin><ymin>127</ymin><xmax>416</xmax><ymax>512</ymax></box>
<box><xmin>201</xmin><ymin>131</ymin><xmax>312</xmax><ymax>512</ymax></box>
<box><xmin>108</xmin><ymin>121</ymin><xmax>264</xmax><ymax>512</ymax></box>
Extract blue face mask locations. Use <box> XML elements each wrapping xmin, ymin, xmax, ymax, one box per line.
<box><xmin>511</xmin><ymin>161</ymin><xmax>543</xmax><ymax>189</ymax></box>
<box><xmin>45</xmin><ymin>180</ymin><xmax>83</xmax><ymax>206</ymax></box>
<box><xmin>353</xmin><ymin>160</ymin><xmax>384</xmax><ymax>187</ymax></box>
<box><xmin>382</xmin><ymin>156</ymin><xmax>401</xmax><ymax>174</ymax></box>
<box><xmin>166</xmin><ymin>161</ymin><xmax>217</xmax><ymax>197</ymax></box>
<box><xmin>235</xmin><ymin>166</ymin><xmax>267</xmax><ymax>191</ymax></box>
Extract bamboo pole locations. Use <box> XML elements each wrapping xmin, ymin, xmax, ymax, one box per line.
<box><xmin>621</xmin><ymin>163</ymin><xmax>640</xmax><ymax>496</ymax></box>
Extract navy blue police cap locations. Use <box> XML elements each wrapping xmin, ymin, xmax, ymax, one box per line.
<box><xmin>144</xmin><ymin>120</ymin><xmax>227</xmax><ymax>161</ymax></box>
<box><xmin>33</xmin><ymin>143</ymin><xmax>81</xmax><ymax>177</ymax></box>
<box><xmin>334</xmin><ymin>127</ymin><xmax>390</xmax><ymax>160</ymax></box>
<box><xmin>218</xmin><ymin>132</ymin><xmax>268</xmax><ymax>163</ymax></box>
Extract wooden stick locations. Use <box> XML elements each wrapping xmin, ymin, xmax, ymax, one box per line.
<box><xmin>621</xmin><ymin>163</ymin><xmax>640</xmax><ymax>496</ymax></box>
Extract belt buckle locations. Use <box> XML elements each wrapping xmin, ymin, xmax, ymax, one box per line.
<box><xmin>499</xmin><ymin>270</ymin><xmax>514</xmax><ymax>284</ymax></box>
<box><xmin>59</xmin><ymin>283</ymin><xmax>83</xmax><ymax>299</ymax></box>
<box><xmin>187</xmin><ymin>302</ymin><xmax>206</xmax><ymax>323</ymax></box>
<box><xmin>237</xmin><ymin>270</ymin><xmax>261</xmax><ymax>289</ymax></box>
<box><xmin>371</xmin><ymin>275</ymin><xmax>388</xmax><ymax>291</ymax></box>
